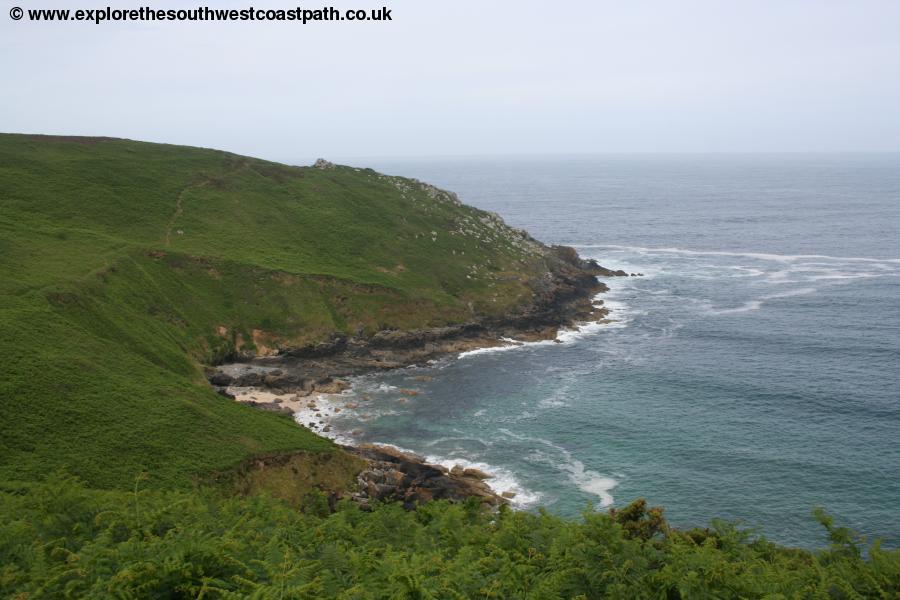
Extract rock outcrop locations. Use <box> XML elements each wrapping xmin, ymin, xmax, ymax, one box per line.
<box><xmin>345</xmin><ymin>445</ymin><xmax>503</xmax><ymax>510</ymax></box>
<box><xmin>206</xmin><ymin>245</ymin><xmax>629</xmax><ymax>392</ymax></box>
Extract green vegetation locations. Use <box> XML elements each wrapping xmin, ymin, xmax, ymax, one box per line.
<box><xmin>2</xmin><ymin>477</ymin><xmax>897</xmax><ymax>599</ymax></box>
<box><xmin>2</xmin><ymin>134</ymin><xmax>897</xmax><ymax>597</ymax></box>
<box><xmin>0</xmin><ymin>134</ymin><xmax>548</xmax><ymax>489</ymax></box>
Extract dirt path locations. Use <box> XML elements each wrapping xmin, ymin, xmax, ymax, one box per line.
<box><xmin>164</xmin><ymin>161</ymin><xmax>252</xmax><ymax>246</ymax></box>
<box><xmin>164</xmin><ymin>178</ymin><xmax>210</xmax><ymax>247</ymax></box>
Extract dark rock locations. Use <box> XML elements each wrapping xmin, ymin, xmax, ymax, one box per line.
<box><xmin>284</xmin><ymin>334</ymin><xmax>348</xmax><ymax>358</ymax></box>
<box><xmin>232</xmin><ymin>371</ymin><xmax>264</xmax><ymax>387</ymax></box>
<box><xmin>208</xmin><ymin>372</ymin><xmax>233</xmax><ymax>386</ymax></box>
<box><xmin>258</xmin><ymin>371</ymin><xmax>308</xmax><ymax>392</ymax></box>
<box><xmin>240</xmin><ymin>400</ymin><xmax>293</xmax><ymax>415</ymax></box>
<box><xmin>346</xmin><ymin>444</ymin><xmax>504</xmax><ymax>510</ymax></box>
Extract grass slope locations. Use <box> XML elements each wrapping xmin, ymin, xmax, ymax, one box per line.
<box><xmin>0</xmin><ymin>134</ymin><xmax>552</xmax><ymax>490</ymax></box>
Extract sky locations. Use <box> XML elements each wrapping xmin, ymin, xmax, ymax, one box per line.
<box><xmin>2</xmin><ymin>0</ymin><xmax>900</xmax><ymax>162</ymax></box>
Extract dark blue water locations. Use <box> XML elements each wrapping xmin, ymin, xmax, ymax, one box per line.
<box><xmin>330</xmin><ymin>155</ymin><xmax>900</xmax><ymax>548</ymax></box>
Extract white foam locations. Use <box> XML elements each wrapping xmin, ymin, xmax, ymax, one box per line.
<box><xmin>499</xmin><ymin>428</ymin><xmax>618</xmax><ymax>508</ymax></box>
<box><xmin>805</xmin><ymin>272</ymin><xmax>880</xmax><ymax>281</ymax></box>
<box><xmin>574</xmin><ymin>244</ymin><xmax>900</xmax><ymax>264</ymax></box>
<box><xmin>555</xmin><ymin>320</ymin><xmax>610</xmax><ymax>342</ymax></box>
<box><xmin>369</xmin><ymin>441</ymin><xmax>419</xmax><ymax>455</ymax></box>
<box><xmin>291</xmin><ymin>391</ymin><xmax>361</xmax><ymax>446</ymax></box>
<box><xmin>764</xmin><ymin>287</ymin><xmax>819</xmax><ymax>299</ymax></box>
<box><xmin>457</xmin><ymin>339</ymin><xmax>544</xmax><ymax>359</ymax></box>
<box><xmin>424</xmin><ymin>454</ymin><xmax>542</xmax><ymax>508</ymax></box>
<box><xmin>458</xmin><ymin>315</ymin><xmax>623</xmax><ymax>360</ymax></box>
<box><xmin>708</xmin><ymin>300</ymin><xmax>762</xmax><ymax>315</ymax></box>
<box><xmin>729</xmin><ymin>266</ymin><xmax>767</xmax><ymax>278</ymax></box>
<box><xmin>708</xmin><ymin>287</ymin><xmax>819</xmax><ymax>315</ymax></box>
<box><xmin>459</xmin><ymin>288</ymin><xmax>635</xmax><ymax>360</ymax></box>
<box><xmin>565</xmin><ymin>460</ymin><xmax>618</xmax><ymax>508</ymax></box>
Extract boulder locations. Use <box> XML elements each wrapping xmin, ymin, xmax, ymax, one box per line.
<box><xmin>208</xmin><ymin>372</ymin><xmax>233</xmax><ymax>386</ymax></box>
<box><xmin>348</xmin><ymin>445</ymin><xmax>504</xmax><ymax>510</ymax></box>
<box><xmin>315</xmin><ymin>378</ymin><xmax>349</xmax><ymax>394</ymax></box>
<box><xmin>463</xmin><ymin>468</ymin><xmax>492</xmax><ymax>480</ymax></box>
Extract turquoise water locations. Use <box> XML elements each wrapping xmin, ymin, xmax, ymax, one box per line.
<box><xmin>328</xmin><ymin>155</ymin><xmax>900</xmax><ymax>548</ymax></box>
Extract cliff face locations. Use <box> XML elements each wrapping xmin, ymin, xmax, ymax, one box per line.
<box><xmin>206</xmin><ymin>243</ymin><xmax>619</xmax><ymax>395</ymax></box>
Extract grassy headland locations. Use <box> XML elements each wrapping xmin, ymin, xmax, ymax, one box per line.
<box><xmin>0</xmin><ymin>133</ymin><xmax>593</xmax><ymax>490</ymax></box>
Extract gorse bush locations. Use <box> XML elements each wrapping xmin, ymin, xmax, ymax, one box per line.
<box><xmin>1</xmin><ymin>476</ymin><xmax>897</xmax><ymax>599</ymax></box>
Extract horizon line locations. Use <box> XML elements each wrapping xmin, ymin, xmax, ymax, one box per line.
<box><xmin>321</xmin><ymin>150</ymin><xmax>900</xmax><ymax>163</ymax></box>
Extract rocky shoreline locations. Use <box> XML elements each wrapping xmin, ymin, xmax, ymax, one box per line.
<box><xmin>347</xmin><ymin>444</ymin><xmax>505</xmax><ymax>509</ymax></box>
<box><xmin>206</xmin><ymin>246</ymin><xmax>633</xmax><ymax>509</ymax></box>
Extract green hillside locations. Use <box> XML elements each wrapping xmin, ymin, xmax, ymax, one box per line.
<box><xmin>0</xmin><ymin>134</ymin><xmax>553</xmax><ymax>490</ymax></box>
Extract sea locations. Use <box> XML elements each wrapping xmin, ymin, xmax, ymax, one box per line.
<box><xmin>321</xmin><ymin>154</ymin><xmax>900</xmax><ymax>549</ymax></box>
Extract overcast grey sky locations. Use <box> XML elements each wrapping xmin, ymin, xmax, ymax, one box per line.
<box><xmin>2</xmin><ymin>0</ymin><xmax>899</xmax><ymax>162</ymax></box>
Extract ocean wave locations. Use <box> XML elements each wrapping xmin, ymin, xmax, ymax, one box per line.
<box><xmin>458</xmin><ymin>308</ymin><xmax>626</xmax><ymax>359</ymax></box>
<box><xmin>729</xmin><ymin>266</ymin><xmax>767</xmax><ymax>277</ymax></box>
<box><xmin>423</xmin><ymin>453</ymin><xmax>542</xmax><ymax>508</ymax></box>
<box><xmin>422</xmin><ymin>436</ymin><xmax>491</xmax><ymax>450</ymax></box>
<box><xmin>457</xmin><ymin>339</ymin><xmax>552</xmax><ymax>359</ymax></box>
<box><xmin>499</xmin><ymin>428</ymin><xmax>618</xmax><ymax>508</ymax></box>
<box><xmin>706</xmin><ymin>287</ymin><xmax>819</xmax><ymax>315</ymax></box>
<box><xmin>573</xmin><ymin>244</ymin><xmax>900</xmax><ymax>265</ymax></box>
